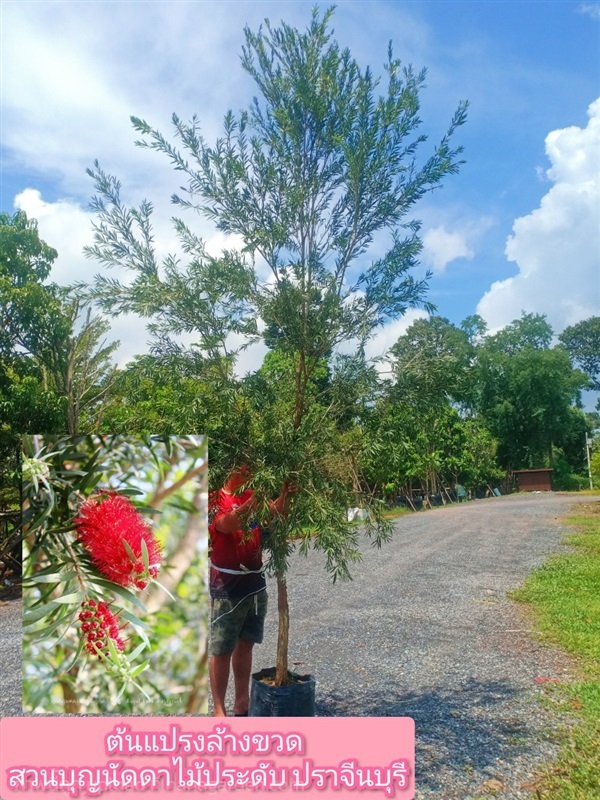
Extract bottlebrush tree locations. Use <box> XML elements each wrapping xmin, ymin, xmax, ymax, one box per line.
<box><xmin>84</xmin><ymin>7</ymin><xmax>467</xmax><ymax>687</ymax></box>
<box><xmin>22</xmin><ymin>434</ymin><xmax>208</xmax><ymax>714</ymax></box>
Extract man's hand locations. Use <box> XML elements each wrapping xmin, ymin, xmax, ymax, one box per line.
<box><xmin>272</xmin><ymin>478</ymin><xmax>299</xmax><ymax>517</ymax></box>
<box><xmin>282</xmin><ymin>479</ymin><xmax>299</xmax><ymax>497</ymax></box>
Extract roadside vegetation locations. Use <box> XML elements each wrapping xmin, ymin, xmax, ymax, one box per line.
<box><xmin>512</xmin><ymin>501</ymin><xmax>600</xmax><ymax>799</ymax></box>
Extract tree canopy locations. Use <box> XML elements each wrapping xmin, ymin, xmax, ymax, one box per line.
<box><xmin>559</xmin><ymin>316</ymin><xmax>600</xmax><ymax>392</ymax></box>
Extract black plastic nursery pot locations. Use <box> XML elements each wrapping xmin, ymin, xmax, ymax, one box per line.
<box><xmin>249</xmin><ymin>668</ymin><xmax>316</xmax><ymax>717</ymax></box>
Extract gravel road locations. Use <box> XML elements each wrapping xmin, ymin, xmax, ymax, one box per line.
<box><xmin>0</xmin><ymin>596</ymin><xmax>22</xmax><ymax>718</ymax></box>
<box><xmin>252</xmin><ymin>492</ymin><xmax>596</xmax><ymax>799</ymax></box>
<box><xmin>3</xmin><ymin>493</ymin><xmax>594</xmax><ymax>798</ymax></box>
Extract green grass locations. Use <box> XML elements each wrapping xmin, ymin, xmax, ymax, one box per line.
<box><xmin>511</xmin><ymin>501</ymin><xmax>600</xmax><ymax>799</ymax></box>
<box><xmin>382</xmin><ymin>505</ymin><xmax>412</xmax><ymax>520</ymax></box>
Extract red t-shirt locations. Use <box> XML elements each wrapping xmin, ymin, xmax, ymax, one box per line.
<box><xmin>209</xmin><ymin>489</ymin><xmax>265</xmax><ymax>598</ymax></box>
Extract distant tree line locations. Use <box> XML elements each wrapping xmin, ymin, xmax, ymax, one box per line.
<box><xmin>1</xmin><ymin>209</ymin><xmax>598</xmax><ymax>496</ymax></box>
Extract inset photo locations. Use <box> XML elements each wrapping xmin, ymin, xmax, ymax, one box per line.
<box><xmin>21</xmin><ymin>434</ymin><xmax>207</xmax><ymax>715</ymax></box>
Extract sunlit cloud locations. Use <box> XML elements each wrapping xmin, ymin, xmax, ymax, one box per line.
<box><xmin>477</xmin><ymin>98</ymin><xmax>600</xmax><ymax>334</ymax></box>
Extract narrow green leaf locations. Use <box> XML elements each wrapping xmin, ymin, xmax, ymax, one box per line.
<box><xmin>107</xmin><ymin>636</ymin><xmax>120</xmax><ymax>662</ymax></box>
<box><xmin>130</xmin><ymin>660</ymin><xmax>150</xmax><ymax>679</ymax></box>
<box><xmin>118</xmin><ymin>488</ymin><xmax>145</xmax><ymax>497</ymax></box>
<box><xmin>29</xmin><ymin>570</ymin><xmax>77</xmax><ymax>585</ymax></box>
<box><xmin>130</xmin><ymin>679</ymin><xmax>151</xmax><ymax>701</ymax></box>
<box><xmin>141</xmin><ymin>537</ymin><xmax>149</xmax><ymax>571</ymax></box>
<box><xmin>132</xmin><ymin>505</ymin><xmax>161</xmax><ymax>515</ymax></box>
<box><xmin>28</xmin><ymin>607</ymin><xmax>73</xmax><ymax>640</ymax></box>
<box><xmin>60</xmin><ymin>636</ymin><xmax>85</xmax><ymax>673</ymax></box>
<box><xmin>23</xmin><ymin>600</ymin><xmax>62</xmax><ymax>627</ymax></box>
<box><xmin>122</xmin><ymin>539</ymin><xmax>137</xmax><ymax>563</ymax></box>
<box><xmin>118</xmin><ymin>608</ymin><xmax>150</xmax><ymax>631</ymax></box>
<box><xmin>79</xmin><ymin>472</ymin><xmax>104</xmax><ymax>494</ymax></box>
<box><xmin>151</xmin><ymin>578</ymin><xmax>175</xmax><ymax>601</ymax></box>
<box><xmin>54</xmin><ymin>592</ymin><xmax>84</xmax><ymax>605</ymax></box>
<box><xmin>30</xmin><ymin>562</ymin><xmax>69</xmax><ymax>577</ymax></box>
<box><xmin>127</xmin><ymin>641</ymin><xmax>148</xmax><ymax>661</ymax></box>
<box><xmin>90</xmin><ymin>641</ymin><xmax>108</xmax><ymax>663</ymax></box>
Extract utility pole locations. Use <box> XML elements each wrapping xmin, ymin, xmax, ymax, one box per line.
<box><xmin>585</xmin><ymin>434</ymin><xmax>593</xmax><ymax>490</ymax></box>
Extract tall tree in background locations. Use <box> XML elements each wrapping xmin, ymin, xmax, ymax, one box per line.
<box><xmin>475</xmin><ymin>313</ymin><xmax>588</xmax><ymax>470</ymax></box>
<box><xmin>559</xmin><ymin>316</ymin><xmax>600</xmax><ymax>392</ymax></box>
<box><xmin>0</xmin><ymin>211</ymin><xmax>65</xmax><ymax>433</ymax></box>
<box><xmin>364</xmin><ymin>316</ymin><xmax>498</xmax><ymax>498</ymax></box>
<box><xmin>86</xmin><ymin>7</ymin><xmax>468</xmax><ymax>685</ymax></box>
<box><xmin>0</xmin><ymin>211</ymin><xmax>119</xmax><ymax>435</ymax></box>
<box><xmin>0</xmin><ymin>430</ymin><xmax>21</xmax><ymax>585</ymax></box>
<box><xmin>31</xmin><ymin>298</ymin><xmax>120</xmax><ymax>435</ymax></box>
<box><xmin>389</xmin><ymin>315</ymin><xmax>475</xmax><ymax>409</ymax></box>
<box><xmin>481</xmin><ymin>312</ymin><xmax>553</xmax><ymax>355</ymax></box>
<box><xmin>0</xmin><ymin>211</ymin><xmax>59</xmax><ymax>357</ymax></box>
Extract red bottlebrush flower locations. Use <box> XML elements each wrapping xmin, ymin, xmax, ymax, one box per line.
<box><xmin>78</xmin><ymin>598</ymin><xmax>126</xmax><ymax>659</ymax></box>
<box><xmin>74</xmin><ymin>493</ymin><xmax>162</xmax><ymax>589</ymax></box>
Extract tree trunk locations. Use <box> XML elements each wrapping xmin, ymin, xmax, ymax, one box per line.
<box><xmin>275</xmin><ymin>570</ymin><xmax>289</xmax><ymax>686</ymax></box>
<box><xmin>277</xmin><ymin>348</ymin><xmax>306</xmax><ymax>685</ymax></box>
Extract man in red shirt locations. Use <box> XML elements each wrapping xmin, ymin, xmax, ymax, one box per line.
<box><xmin>209</xmin><ymin>464</ymin><xmax>295</xmax><ymax>716</ymax></box>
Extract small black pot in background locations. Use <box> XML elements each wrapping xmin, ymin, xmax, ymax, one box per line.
<box><xmin>249</xmin><ymin>668</ymin><xmax>316</xmax><ymax>716</ymax></box>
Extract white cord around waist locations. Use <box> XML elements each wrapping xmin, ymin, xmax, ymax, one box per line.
<box><xmin>210</xmin><ymin>586</ymin><xmax>266</xmax><ymax>625</ymax></box>
<box><xmin>209</xmin><ymin>560</ymin><xmax>265</xmax><ymax>575</ymax></box>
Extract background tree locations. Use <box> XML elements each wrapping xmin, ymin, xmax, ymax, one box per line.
<box><xmin>0</xmin><ymin>211</ymin><xmax>65</xmax><ymax>433</ymax></box>
<box><xmin>95</xmin><ymin>355</ymin><xmax>208</xmax><ymax>434</ymax></box>
<box><xmin>0</xmin><ymin>211</ymin><xmax>120</xmax><ymax>435</ymax></box>
<box><xmin>481</xmin><ymin>311</ymin><xmax>553</xmax><ymax>355</ymax></box>
<box><xmin>474</xmin><ymin>313</ymin><xmax>588</xmax><ymax>470</ymax></box>
<box><xmin>86</xmin><ymin>8</ymin><xmax>468</xmax><ymax>686</ymax></box>
<box><xmin>0</xmin><ymin>363</ymin><xmax>65</xmax><ymax>434</ymax></box>
<box><xmin>558</xmin><ymin>316</ymin><xmax>600</xmax><ymax>391</ymax></box>
<box><xmin>460</xmin><ymin>313</ymin><xmax>487</xmax><ymax>345</ymax></box>
<box><xmin>0</xmin><ymin>210</ymin><xmax>60</xmax><ymax>357</ymax></box>
<box><xmin>389</xmin><ymin>315</ymin><xmax>475</xmax><ymax>409</ymax></box>
<box><xmin>362</xmin><ymin>315</ymin><xmax>498</xmax><ymax>500</ymax></box>
<box><xmin>31</xmin><ymin>298</ymin><xmax>120</xmax><ymax>435</ymax></box>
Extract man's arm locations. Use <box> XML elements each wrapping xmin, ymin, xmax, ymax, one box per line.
<box><xmin>215</xmin><ymin>494</ymin><xmax>258</xmax><ymax>534</ymax></box>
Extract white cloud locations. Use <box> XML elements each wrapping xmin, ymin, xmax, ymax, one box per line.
<box><xmin>476</xmin><ymin>98</ymin><xmax>600</xmax><ymax>333</ymax></box>
<box><xmin>230</xmin><ymin>338</ymin><xmax>270</xmax><ymax>378</ymax></box>
<box><xmin>0</xmin><ymin>1</ymin><xmax>313</xmax><ymax>202</ymax></box>
<box><xmin>578</xmin><ymin>4</ymin><xmax>600</xmax><ymax>21</ymax></box>
<box><xmin>421</xmin><ymin>226</ymin><xmax>474</xmax><ymax>273</ymax></box>
<box><xmin>420</xmin><ymin>217</ymin><xmax>494</xmax><ymax>274</ymax></box>
<box><xmin>14</xmin><ymin>189</ymin><xmax>95</xmax><ymax>287</ymax></box>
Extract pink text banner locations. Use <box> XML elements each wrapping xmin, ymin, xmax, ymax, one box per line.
<box><xmin>1</xmin><ymin>716</ymin><xmax>414</xmax><ymax>799</ymax></box>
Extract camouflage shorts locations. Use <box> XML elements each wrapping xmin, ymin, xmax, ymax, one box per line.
<box><xmin>210</xmin><ymin>591</ymin><xmax>268</xmax><ymax>656</ymax></box>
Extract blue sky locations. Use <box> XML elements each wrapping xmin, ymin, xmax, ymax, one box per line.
<box><xmin>1</xmin><ymin>0</ymin><xmax>599</xmax><ymax>376</ymax></box>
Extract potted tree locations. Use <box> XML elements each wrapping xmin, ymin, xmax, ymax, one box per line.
<box><xmin>85</xmin><ymin>7</ymin><xmax>467</xmax><ymax>713</ymax></box>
